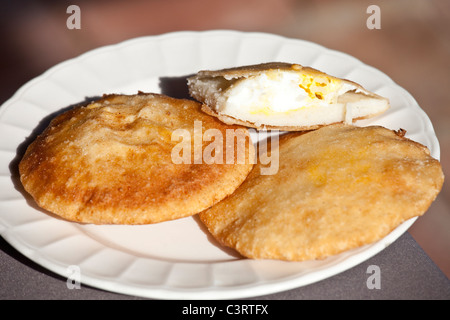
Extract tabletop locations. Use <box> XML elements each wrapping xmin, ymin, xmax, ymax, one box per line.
<box><xmin>1</xmin><ymin>231</ymin><xmax>449</xmax><ymax>300</ymax></box>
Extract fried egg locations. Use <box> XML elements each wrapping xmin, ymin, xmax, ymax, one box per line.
<box><xmin>188</xmin><ymin>62</ymin><xmax>390</xmax><ymax>131</ymax></box>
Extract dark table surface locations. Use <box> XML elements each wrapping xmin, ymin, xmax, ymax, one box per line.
<box><xmin>1</xmin><ymin>231</ymin><xmax>449</xmax><ymax>300</ymax></box>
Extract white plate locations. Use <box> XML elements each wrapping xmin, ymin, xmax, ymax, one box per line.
<box><xmin>0</xmin><ymin>30</ymin><xmax>440</xmax><ymax>299</ymax></box>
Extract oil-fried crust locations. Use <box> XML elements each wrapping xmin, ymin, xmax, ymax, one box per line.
<box><xmin>200</xmin><ymin>103</ymin><xmax>376</xmax><ymax>131</ymax></box>
<box><xmin>199</xmin><ymin>124</ymin><xmax>444</xmax><ymax>261</ymax></box>
<box><xmin>19</xmin><ymin>92</ymin><xmax>254</xmax><ymax>224</ymax></box>
<box><xmin>193</xmin><ymin>62</ymin><xmax>382</xmax><ymax>99</ymax></box>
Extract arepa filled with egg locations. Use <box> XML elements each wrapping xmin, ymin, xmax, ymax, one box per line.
<box><xmin>188</xmin><ymin>62</ymin><xmax>390</xmax><ymax>131</ymax></box>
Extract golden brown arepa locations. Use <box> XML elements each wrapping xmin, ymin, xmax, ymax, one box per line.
<box><xmin>199</xmin><ymin>124</ymin><xmax>444</xmax><ymax>261</ymax></box>
<box><xmin>19</xmin><ymin>92</ymin><xmax>254</xmax><ymax>224</ymax></box>
<box><xmin>188</xmin><ymin>62</ymin><xmax>390</xmax><ymax>131</ymax></box>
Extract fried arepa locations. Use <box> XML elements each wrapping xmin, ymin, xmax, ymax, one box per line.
<box><xmin>199</xmin><ymin>124</ymin><xmax>444</xmax><ymax>261</ymax></box>
<box><xmin>19</xmin><ymin>93</ymin><xmax>254</xmax><ymax>224</ymax></box>
<box><xmin>188</xmin><ymin>62</ymin><xmax>390</xmax><ymax>131</ymax></box>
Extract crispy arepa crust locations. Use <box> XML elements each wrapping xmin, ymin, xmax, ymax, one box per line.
<box><xmin>199</xmin><ymin>124</ymin><xmax>444</xmax><ymax>261</ymax></box>
<box><xmin>200</xmin><ymin>103</ymin><xmax>377</xmax><ymax>131</ymax></box>
<box><xmin>19</xmin><ymin>92</ymin><xmax>254</xmax><ymax>224</ymax></box>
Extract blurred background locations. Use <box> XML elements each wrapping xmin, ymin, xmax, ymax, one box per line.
<box><xmin>1</xmin><ymin>0</ymin><xmax>449</xmax><ymax>278</ymax></box>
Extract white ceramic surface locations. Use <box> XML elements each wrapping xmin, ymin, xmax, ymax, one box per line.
<box><xmin>0</xmin><ymin>30</ymin><xmax>440</xmax><ymax>299</ymax></box>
